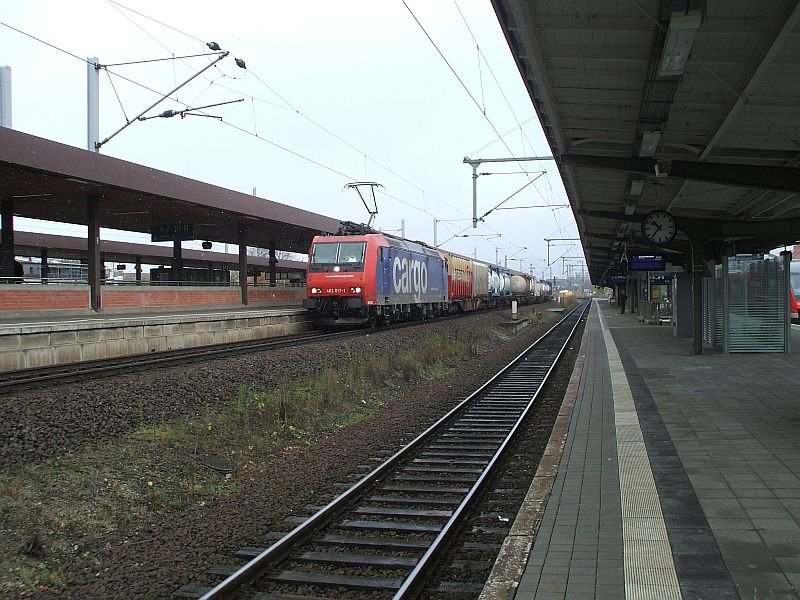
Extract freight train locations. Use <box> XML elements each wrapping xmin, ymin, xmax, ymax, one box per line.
<box><xmin>303</xmin><ymin>224</ymin><xmax>552</xmax><ymax>326</ymax></box>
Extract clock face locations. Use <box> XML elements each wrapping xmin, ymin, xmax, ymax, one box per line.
<box><xmin>641</xmin><ymin>210</ymin><xmax>677</xmax><ymax>245</ymax></box>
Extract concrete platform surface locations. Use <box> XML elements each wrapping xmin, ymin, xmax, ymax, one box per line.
<box><xmin>488</xmin><ymin>299</ymin><xmax>800</xmax><ymax>600</ymax></box>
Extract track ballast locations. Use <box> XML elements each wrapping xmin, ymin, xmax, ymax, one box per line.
<box><xmin>175</xmin><ymin>300</ymin><xmax>590</xmax><ymax>600</ymax></box>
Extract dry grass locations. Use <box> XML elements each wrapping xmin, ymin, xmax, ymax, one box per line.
<box><xmin>0</xmin><ymin>310</ymin><xmax>557</xmax><ymax>595</ymax></box>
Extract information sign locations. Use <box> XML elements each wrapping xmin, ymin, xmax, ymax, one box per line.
<box><xmin>151</xmin><ymin>223</ymin><xmax>194</xmax><ymax>242</ymax></box>
<box><xmin>630</xmin><ymin>255</ymin><xmax>665</xmax><ymax>271</ymax></box>
<box><xmin>649</xmin><ymin>274</ymin><xmax>672</xmax><ymax>284</ymax></box>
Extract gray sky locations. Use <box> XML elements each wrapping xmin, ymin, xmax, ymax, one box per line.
<box><xmin>0</xmin><ymin>0</ymin><xmax>581</xmax><ymax>279</ymax></box>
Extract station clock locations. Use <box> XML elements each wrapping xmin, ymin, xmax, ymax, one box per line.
<box><xmin>641</xmin><ymin>210</ymin><xmax>677</xmax><ymax>245</ymax></box>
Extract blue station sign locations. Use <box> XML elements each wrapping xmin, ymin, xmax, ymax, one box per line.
<box><xmin>630</xmin><ymin>255</ymin><xmax>665</xmax><ymax>271</ymax></box>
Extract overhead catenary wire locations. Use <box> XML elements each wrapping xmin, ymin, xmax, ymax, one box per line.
<box><xmin>451</xmin><ymin>0</ymin><xmax>571</xmax><ymax>239</ymax></box>
<box><xmin>106</xmin><ymin>0</ymin><xmax>176</xmax><ymax>55</ymax></box>
<box><xmin>245</xmin><ymin>67</ymin><xmax>469</xmax><ymax>217</ymax></box>
<box><xmin>467</xmin><ymin>116</ymin><xmax>538</xmax><ymax>157</ymax></box>
<box><xmin>0</xmin><ymin>18</ymin><xmax>198</xmax><ymax>112</ymax></box>
<box><xmin>4</xmin><ymin>7</ymin><xmax>535</xmax><ymax>258</ymax></box>
<box><xmin>405</xmin><ymin>0</ymin><xmax>570</xmax><ymax>242</ymax></box>
<box><xmin>106</xmin><ymin>0</ymin><xmax>206</xmax><ymax>44</ymax></box>
<box><xmin>478</xmin><ymin>173</ymin><xmax>545</xmax><ymax>221</ymax></box>
<box><xmin>104</xmin><ymin>68</ymin><xmax>130</xmax><ymax>122</ymax></box>
<box><xmin>118</xmin><ymin>3</ymin><xmax>563</xmax><ymax>259</ymax></box>
<box><xmin>103</xmin><ymin>52</ymin><xmax>222</xmax><ymax>68</ymax></box>
<box><xmin>104</xmin><ymin>0</ymin><xmax>472</xmax><ymax>220</ymax></box>
<box><xmin>1</xmin><ymin>17</ymin><xmax>460</xmax><ymax>227</ymax></box>
<box><xmin>454</xmin><ymin>0</ymin><xmax>537</xmax><ymax>156</ymax></box>
<box><xmin>0</xmin><ymin>16</ymin><xmax>446</xmax><ymax>228</ymax></box>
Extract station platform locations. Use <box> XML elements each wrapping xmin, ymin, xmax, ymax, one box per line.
<box><xmin>0</xmin><ymin>304</ymin><xmax>310</xmax><ymax>373</ymax></box>
<box><xmin>483</xmin><ymin>299</ymin><xmax>800</xmax><ymax>600</ymax></box>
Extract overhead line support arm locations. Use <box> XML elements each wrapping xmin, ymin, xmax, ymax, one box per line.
<box><xmin>463</xmin><ymin>155</ymin><xmax>555</xmax><ymax>228</ymax></box>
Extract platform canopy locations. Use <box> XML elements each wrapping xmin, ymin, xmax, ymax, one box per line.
<box><xmin>0</xmin><ymin>128</ymin><xmax>341</xmax><ymax>254</ymax></box>
<box><xmin>491</xmin><ymin>0</ymin><xmax>800</xmax><ymax>284</ymax></box>
<box><xmin>12</xmin><ymin>231</ymin><xmax>307</xmax><ymax>273</ymax></box>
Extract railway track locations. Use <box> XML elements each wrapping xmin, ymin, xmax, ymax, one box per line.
<box><xmin>175</xmin><ymin>300</ymin><xmax>590</xmax><ymax>600</ymax></box>
<box><xmin>0</xmin><ymin>310</ymin><xmax>476</xmax><ymax>392</ymax></box>
<box><xmin>0</xmin><ymin>329</ymin><xmax>353</xmax><ymax>392</ymax></box>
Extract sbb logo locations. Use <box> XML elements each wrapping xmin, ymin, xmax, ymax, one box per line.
<box><xmin>393</xmin><ymin>256</ymin><xmax>428</xmax><ymax>302</ymax></box>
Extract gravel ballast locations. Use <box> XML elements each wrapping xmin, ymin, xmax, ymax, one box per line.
<box><xmin>0</xmin><ymin>305</ymin><xmax>572</xmax><ymax>599</ymax></box>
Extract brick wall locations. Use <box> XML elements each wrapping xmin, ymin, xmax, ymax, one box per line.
<box><xmin>102</xmin><ymin>288</ymin><xmax>241</xmax><ymax>308</ymax></box>
<box><xmin>249</xmin><ymin>288</ymin><xmax>305</xmax><ymax>303</ymax></box>
<box><xmin>0</xmin><ymin>288</ymin><xmax>88</xmax><ymax>310</ymax></box>
<box><xmin>0</xmin><ymin>286</ymin><xmax>306</xmax><ymax>311</ymax></box>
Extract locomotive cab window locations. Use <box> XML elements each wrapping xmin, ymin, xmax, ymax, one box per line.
<box><xmin>310</xmin><ymin>241</ymin><xmax>366</xmax><ymax>271</ymax></box>
<box><xmin>339</xmin><ymin>242</ymin><xmax>365</xmax><ymax>264</ymax></box>
<box><xmin>311</xmin><ymin>242</ymin><xmax>339</xmax><ymax>264</ymax></box>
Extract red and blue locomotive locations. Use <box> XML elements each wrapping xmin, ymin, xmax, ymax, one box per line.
<box><xmin>303</xmin><ymin>231</ymin><xmax>447</xmax><ymax>326</ymax></box>
<box><xmin>304</xmin><ymin>225</ymin><xmax>552</xmax><ymax>326</ymax></box>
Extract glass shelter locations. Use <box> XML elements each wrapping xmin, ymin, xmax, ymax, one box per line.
<box><xmin>702</xmin><ymin>253</ymin><xmax>791</xmax><ymax>353</ymax></box>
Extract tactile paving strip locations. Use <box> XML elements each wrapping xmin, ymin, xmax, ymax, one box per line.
<box><xmin>600</xmin><ymin>310</ymin><xmax>682</xmax><ymax>599</ymax></box>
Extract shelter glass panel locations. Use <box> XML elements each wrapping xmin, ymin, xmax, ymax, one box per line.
<box><xmin>726</xmin><ymin>255</ymin><xmax>786</xmax><ymax>353</ymax></box>
<box><xmin>702</xmin><ymin>264</ymin><xmax>723</xmax><ymax>347</ymax></box>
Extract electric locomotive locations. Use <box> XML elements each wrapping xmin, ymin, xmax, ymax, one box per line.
<box><xmin>304</xmin><ymin>230</ymin><xmax>447</xmax><ymax>326</ymax></box>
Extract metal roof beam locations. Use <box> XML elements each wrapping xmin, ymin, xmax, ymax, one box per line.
<box><xmin>579</xmin><ymin>208</ymin><xmax>800</xmax><ymax>243</ymax></box>
<box><xmin>699</xmin><ymin>1</ymin><xmax>800</xmax><ymax>160</ymax></box>
<box><xmin>561</xmin><ymin>154</ymin><xmax>800</xmax><ymax>193</ymax></box>
<box><xmin>492</xmin><ymin>0</ymin><xmax>566</xmax><ymax>154</ymax></box>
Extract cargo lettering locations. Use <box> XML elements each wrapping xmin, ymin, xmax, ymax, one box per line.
<box><xmin>392</xmin><ymin>256</ymin><xmax>428</xmax><ymax>302</ymax></box>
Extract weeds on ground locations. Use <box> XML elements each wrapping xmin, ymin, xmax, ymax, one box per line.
<box><xmin>0</xmin><ymin>328</ymin><xmax>487</xmax><ymax>594</ymax></box>
<box><xmin>131</xmin><ymin>331</ymin><xmax>481</xmax><ymax>461</ymax></box>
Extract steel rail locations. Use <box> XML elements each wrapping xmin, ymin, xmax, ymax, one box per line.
<box><xmin>393</xmin><ymin>300</ymin><xmax>589</xmax><ymax>598</ymax></box>
<box><xmin>197</xmin><ymin>300</ymin><xmax>590</xmax><ymax>600</ymax></box>
<box><xmin>0</xmin><ymin>330</ymin><xmax>349</xmax><ymax>391</ymax></box>
<box><xmin>0</xmin><ymin>310</ymin><xmax>477</xmax><ymax>391</ymax></box>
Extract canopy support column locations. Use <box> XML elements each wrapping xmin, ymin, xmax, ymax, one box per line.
<box><xmin>239</xmin><ymin>226</ymin><xmax>248</xmax><ymax>305</ymax></box>
<box><xmin>172</xmin><ymin>239</ymin><xmax>183</xmax><ymax>285</ymax></box>
<box><xmin>269</xmin><ymin>242</ymin><xmax>277</xmax><ymax>287</ymax></box>
<box><xmin>40</xmin><ymin>247</ymin><xmax>49</xmax><ymax>284</ymax></box>
<box><xmin>0</xmin><ymin>197</ymin><xmax>14</xmax><ymax>281</ymax></box>
<box><xmin>87</xmin><ymin>194</ymin><xmax>102</xmax><ymax>312</ymax></box>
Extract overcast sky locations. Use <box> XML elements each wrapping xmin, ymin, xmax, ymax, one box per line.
<box><xmin>0</xmin><ymin>0</ymin><xmax>582</xmax><ymax>279</ymax></box>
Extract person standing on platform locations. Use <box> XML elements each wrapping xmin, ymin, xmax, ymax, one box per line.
<box><xmin>618</xmin><ymin>288</ymin><xmax>626</xmax><ymax>314</ymax></box>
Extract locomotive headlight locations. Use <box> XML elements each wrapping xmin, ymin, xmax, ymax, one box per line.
<box><xmin>350</xmin><ymin>287</ymin><xmax>362</xmax><ymax>293</ymax></box>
